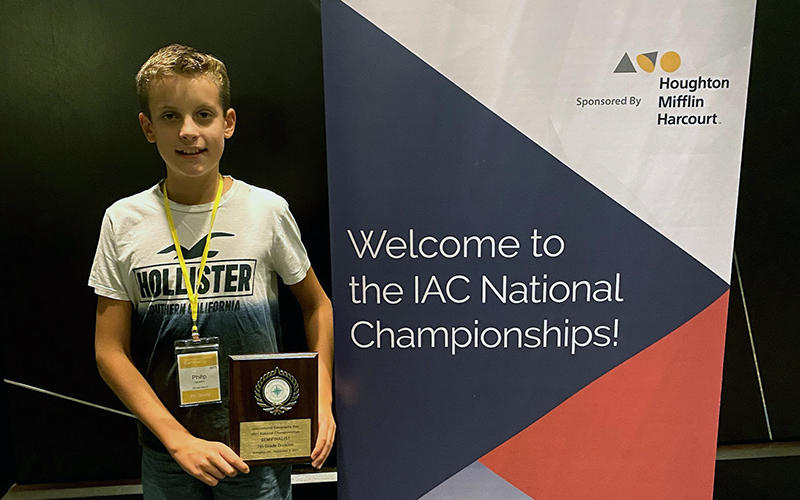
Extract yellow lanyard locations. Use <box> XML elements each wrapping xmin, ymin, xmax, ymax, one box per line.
<box><xmin>162</xmin><ymin>176</ymin><xmax>224</xmax><ymax>341</ymax></box>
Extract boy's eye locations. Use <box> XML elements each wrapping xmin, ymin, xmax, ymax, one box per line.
<box><xmin>197</xmin><ymin>110</ymin><xmax>214</xmax><ymax>120</ymax></box>
<box><xmin>161</xmin><ymin>112</ymin><xmax>178</xmax><ymax>121</ymax></box>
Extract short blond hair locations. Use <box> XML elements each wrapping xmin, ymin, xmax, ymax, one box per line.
<box><xmin>135</xmin><ymin>43</ymin><xmax>230</xmax><ymax>117</ymax></box>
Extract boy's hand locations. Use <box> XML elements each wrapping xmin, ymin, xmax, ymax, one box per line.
<box><xmin>311</xmin><ymin>405</ymin><xmax>336</xmax><ymax>469</ymax></box>
<box><xmin>170</xmin><ymin>436</ymin><xmax>250</xmax><ymax>486</ymax></box>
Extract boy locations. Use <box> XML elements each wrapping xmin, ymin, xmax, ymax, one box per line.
<box><xmin>89</xmin><ymin>44</ymin><xmax>335</xmax><ymax>499</ymax></box>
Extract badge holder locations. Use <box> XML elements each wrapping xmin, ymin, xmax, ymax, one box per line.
<box><xmin>175</xmin><ymin>337</ymin><xmax>222</xmax><ymax>407</ymax></box>
<box><xmin>164</xmin><ymin>177</ymin><xmax>224</xmax><ymax>408</ymax></box>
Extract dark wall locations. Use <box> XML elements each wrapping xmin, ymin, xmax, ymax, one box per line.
<box><xmin>0</xmin><ymin>0</ymin><xmax>329</xmax><ymax>486</ymax></box>
<box><xmin>0</xmin><ymin>0</ymin><xmax>797</xmax><ymax>496</ymax></box>
<box><xmin>714</xmin><ymin>2</ymin><xmax>800</xmax><ymax>496</ymax></box>
<box><xmin>717</xmin><ymin>0</ymin><xmax>800</xmax><ymax>445</ymax></box>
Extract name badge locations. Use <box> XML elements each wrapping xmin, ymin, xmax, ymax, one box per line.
<box><xmin>175</xmin><ymin>337</ymin><xmax>222</xmax><ymax>407</ymax></box>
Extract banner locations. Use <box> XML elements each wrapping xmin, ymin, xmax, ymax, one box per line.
<box><xmin>322</xmin><ymin>1</ymin><xmax>756</xmax><ymax>498</ymax></box>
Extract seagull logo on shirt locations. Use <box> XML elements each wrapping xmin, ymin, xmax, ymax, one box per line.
<box><xmin>158</xmin><ymin>232</ymin><xmax>235</xmax><ymax>259</ymax></box>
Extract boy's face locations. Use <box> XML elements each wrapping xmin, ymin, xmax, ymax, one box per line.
<box><xmin>138</xmin><ymin>75</ymin><xmax>235</xmax><ymax>182</ymax></box>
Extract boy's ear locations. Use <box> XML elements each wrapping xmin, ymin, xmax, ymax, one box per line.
<box><xmin>138</xmin><ymin>113</ymin><xmax>157</xmax><ymax>143</ymax></box>
<box><xmin>224</xmin><ymin>108</ymin><xmax>236</xmax><ymax>139</ymax></box>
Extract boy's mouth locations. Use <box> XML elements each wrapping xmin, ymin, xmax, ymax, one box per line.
<box><xmin>177</xmin><ymin>148</ymin><xmax>207</xmax><ymax>156</ymax></box>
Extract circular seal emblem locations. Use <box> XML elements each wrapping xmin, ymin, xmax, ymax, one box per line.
<box><xmin>254</xmin><ymin>367</ymin><xmax>300</xmax><ymax>415</ymax></box>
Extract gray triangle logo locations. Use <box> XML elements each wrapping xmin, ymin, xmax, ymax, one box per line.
<box><xmin>614</xmin><ymin>53</ymin><xmax>636</xmax><ymax>73</ymax></box>
<box><xmin>641</xmin><ymin>51</ymin><xmax>658</xmax><ymax>66</ymax></box>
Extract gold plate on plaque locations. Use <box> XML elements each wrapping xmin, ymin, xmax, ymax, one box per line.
<box><xmin>239</xmin><ymin>419</ymin><xmax>312</xmax><ymax>461</ymax></box>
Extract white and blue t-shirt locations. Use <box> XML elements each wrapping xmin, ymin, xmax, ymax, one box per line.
<box><xmin>89</xmin><ymin>178</ymin><xmax>310</xmax><ymax>451</ymax></box>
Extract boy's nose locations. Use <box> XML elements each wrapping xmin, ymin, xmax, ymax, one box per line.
<box><xmin>179</xmin><ymin>117</ymin><xmax>199</xmax><ymax>140</ymax></box>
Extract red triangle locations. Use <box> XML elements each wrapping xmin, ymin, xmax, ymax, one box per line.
<box><xmin>479</xmin><ymin>292</ymin><xmax>730</xmax><ymax>500</ymax></box>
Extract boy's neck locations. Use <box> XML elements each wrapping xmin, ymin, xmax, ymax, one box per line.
<box><xmin>164</xmin><ymin>173</ymin><xmax>233</xmax><ymax>205</ymax></box>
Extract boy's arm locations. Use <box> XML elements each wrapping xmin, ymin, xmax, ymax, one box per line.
<box><xmin>288</xmin><ymin>267</ymin><xmax>336</xmax><ymax>469</ymax></box>
<box><xmin>94</xmin><ymin>296</ymin><xmax>249</xmax><ymax>485</ymax></box>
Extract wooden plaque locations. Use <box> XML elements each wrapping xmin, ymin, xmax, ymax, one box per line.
<box><xmin>229</xmin><ymin>353</ymin><xmax>318</xmax><ymax>466</ymax></box>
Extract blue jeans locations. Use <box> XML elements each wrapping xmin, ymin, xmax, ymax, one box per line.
<box><xmin>141</xmin><ymin>447</ymin><xmax>291</xmax><ymax>500</ymax></box>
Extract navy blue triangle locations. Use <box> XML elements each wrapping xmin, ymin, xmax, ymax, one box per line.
<box><xmin>323</xmin><ymin>2</ymin><xmax>728</xmax><ymax>499</ymax></box>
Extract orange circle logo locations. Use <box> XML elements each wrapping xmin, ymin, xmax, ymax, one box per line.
<box><xmin>636</xmin><ymin>53</ymin><xmax>656</xmax><ymax>73</ymax></box>
<box><xmin>660</xmin><ymin>51</ymin><xmax>681</xmax><ymax>72</ymax></box>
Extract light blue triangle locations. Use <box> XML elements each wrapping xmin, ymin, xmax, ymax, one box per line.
<box><xmin>419</xmin><ymin>462</ymin><xmax>533</xmax><ymax>500</ymax></box>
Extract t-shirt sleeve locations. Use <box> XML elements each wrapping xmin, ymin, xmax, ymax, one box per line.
<box><xmin>271</xmin><ymin>203</ymin><xmax>311</xmax><ymax>286</ymax></box>
<box><xmin>88</xmin><ymin>211</ymin><xmax>131</xmax><ymax>301</ymax></box>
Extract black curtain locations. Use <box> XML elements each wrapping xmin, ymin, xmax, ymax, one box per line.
<box><xmin>0</xmin><ymin>0</ymin><xmax>330</xmax><ymax>486</ymax></box>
